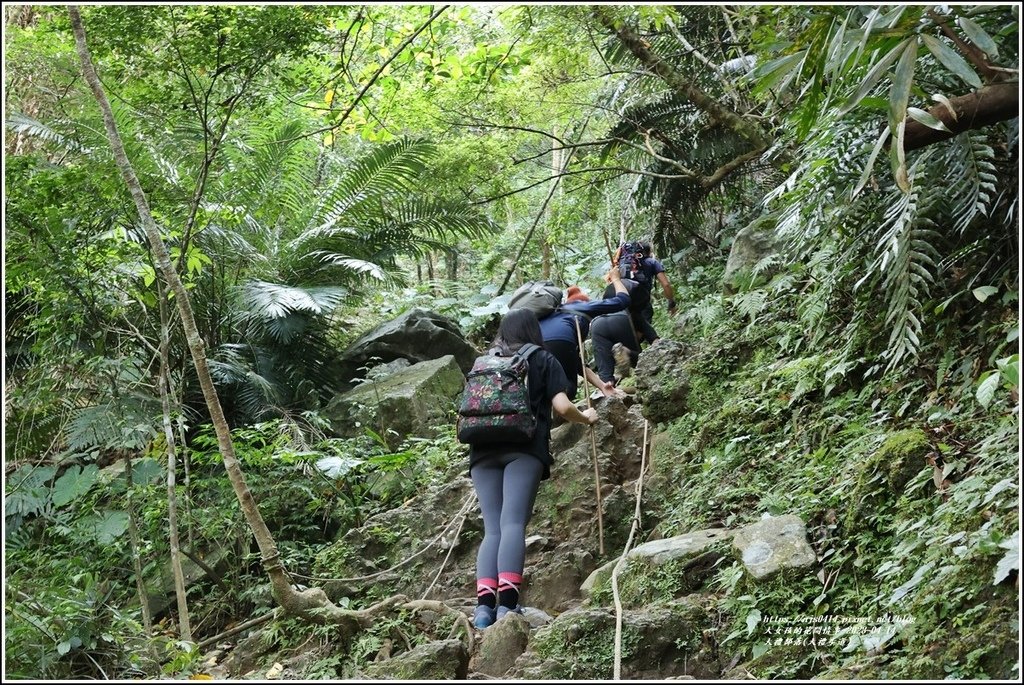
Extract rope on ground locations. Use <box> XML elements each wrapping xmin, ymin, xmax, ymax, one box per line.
<box><xmin>288</xmin><ymin>491</ymin><xmax>477</xmax><ymax>585</ymax></box>
<box><xmin>420</xmin><ymin>492</ymin><xmax>476</xmax><ymax>600</ymax></box>
<box><xmin>575</xmin><ymin>316</ymin><xmax>605</xmax><ymax>556</ymax></box>
<box><xmin>612</xmin><ymin>418</ymin><xmax>649</xmax><ymax>680</ymax></box>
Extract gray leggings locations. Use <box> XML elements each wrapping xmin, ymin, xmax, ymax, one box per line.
<box><xmin>470</xmin><ymin>452</ymin><xmax>544</xmax><ymax>579</ymax></box>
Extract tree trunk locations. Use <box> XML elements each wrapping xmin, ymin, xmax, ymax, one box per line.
<box><xmin>902</xmin><ymin>82</ymin><xmax>1019</xmax><ymax>152</ymax></box>
<box><xmin>542</xmin><ymin>138</ymin><xmax>559</xmax><ymax>280</ymax></box>
<box><xmin>159</xmin><ymin>293</ymin><xmax>191</xmax><ymax>642</ymax></box>
<box><xmin>124</xmin><ymin>453</ymin><xmax>153</xmax><ymax>634</ymax></box>
<box><xmin>445</xmin><ymin>252</ymin><xmax>458</xmax><ymax>281</ymax></box>
<box><xmin>68</xmin><ymin>5</ymin><xmax>306</xmax><ymax>612</ymax></box>
<box><xmin>593</xmin><ymin>6</ymin><xmax>770</xmax><ymax>151</ymax></box>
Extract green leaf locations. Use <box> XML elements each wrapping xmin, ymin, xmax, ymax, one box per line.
<box><xmin>996</xmin><ymin>354</ymin><xmax>1019</xmax><ymax>390</ymax></box>
<box><xmin>853</xmin><ymin>126</ymin><xmax>890</xmax><ymax>198</ymax></box>
<box><xmin>745</xmin><ymin>609</ymin><xmax>762</xmax><ymax>636</ymax></box>
<box><xmin>840</xmin><ymin>38</ymin><xmax>911</xmax><ymax>115</ymax></box>
<box><xmin>957</xmin><ymin>17</ymin><xmax>999</xmax><ymax>59</ymax></box>
<box><xmin>976</xmin><ymin>370</ymin><xmax>999</xmax><ymax>408</ymax></box>
<box><xmin>87</xmin><ymin>510</ymin><xmax>130</xmax><ymax>544</ymax></box>
<box><xmin>921</xmin><ymin>34</ymin><xmax>982</xmax><ymax>89</ymax></box>
<box><xmin>972</xmin><ymin>285</ymin><xmax>998</xmax><ymax>301</ymax></box>
<box><xmin>750</xmin><ymin>52</ymin><xmax>804</xmax><ymax>94</ymax></box>
<box><xmin>752</xmin><ymin>643</ymin><xmax>770</xmax><ymax>660</ymax></box>
<box><xmin>50</xmin><ymin>465</ymin><xmax>100</xmax><ymax>508</ymax></box>
<box><xmin>57</xmin><ymin>641</ymin><xmax>72</xmax><ymax>656</ymax></box>
<box><xmin>993</xmin><ymin>531</ymin><xmax>1018</xmax><ymax>585</ymax></box>
<box><xmin>890</xmin><ymin>561</ymin><xmax>934</xmax><ymax>604</ymax></box>
<box><xmin>907</xmin><ymin>107</ymin><xmax>951</xmax><ymax>132</ymax></box>
<box><xmin>131</xmin><ymin>457</ymin><xmax>163</xmax><ymax>484</ymax></box>
<box><xmin>890</xmin><ymin>119</ymin><xmax>909</xmax><ymax>192</ymax></box>
<box><xmin>888</xmin><ymin>38</ymin><xmax>918</xmax><ymax>131</ymax></box>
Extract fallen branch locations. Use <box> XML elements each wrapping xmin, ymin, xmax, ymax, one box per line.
<box><xmin>196</xmin><ymin>611</ymin><xmax>278</xmax><ymax>650</ymax></box>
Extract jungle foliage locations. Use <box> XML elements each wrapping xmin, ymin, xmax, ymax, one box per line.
<box><xmin>3</xmin><ymin>3</ymin><xmax>1019</xmax><ymax>680</ymax></box>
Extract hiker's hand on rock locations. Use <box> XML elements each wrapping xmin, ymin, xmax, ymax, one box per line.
<box><xmin>599</xmin><ymin>380</ymin><xmax>617</xmax><ymax>397</ymax></box>
<box><xmin>581</xmin><ymin>407</ymin><xmax>598</xmax><ymax>425</ymax></box>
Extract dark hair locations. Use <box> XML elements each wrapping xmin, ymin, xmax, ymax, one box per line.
<box><xmin>494</xmin><ymin>308</ymin><xmax>545</xmax><ymax>354</ymax></box>
<box><xmin>604</xmin><ymin>278</ymin><xmax>649</xmax><ymax>313</ymax></box>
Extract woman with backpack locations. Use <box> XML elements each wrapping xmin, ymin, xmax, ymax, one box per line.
<box><xmin>468</xmin><ymin>308</ymin><xmax>599</xmax><ymax>629</ymax></box>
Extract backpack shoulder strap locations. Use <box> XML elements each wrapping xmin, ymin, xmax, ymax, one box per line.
<box><xmin>514</xmin><ymin>343</ymin><xmax>541</xmax><ymax>361</ymax></box>
<box><xmin>556</xmin><ymin>305</ymin><xmax>593</xmax><ymax>322</ymax></box>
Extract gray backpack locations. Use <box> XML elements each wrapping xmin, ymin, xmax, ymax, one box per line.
<box><xmin>508</xmin><ymin>280</ymin><xmax>562</xmax><ymax>318</ymax></box>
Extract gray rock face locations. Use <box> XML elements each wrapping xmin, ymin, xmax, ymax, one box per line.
<box><xmin>732</xmin><ymin>514</ymin><xmax>817</xmax><ymax>580</ymax></box>
<box><xmin>324</xmin><ymin>354</ymin><xmax>465</xmax><ymax>444</ymax></box>
<box><xmin>337</xmin><ymin>308</ymin><xmax>478</xmax><ymax>386</ymax></box>
<box><xmin>512</xmin><ymin>599</ymin><xmax>719</xmax><ymax>680</ymax></box>
<box><xmin>359</xmin><ymin>638</ymin><xmax>469</xmax><ymax>680</ymax></box>
<box><xmin>635</xmin><ymin>338</ymin><xmax>690</xmax><ymax>424</ymax></box>
<box><xmin>471</xmin><ymin>612</ymin><xmax>531</xmax><ymax>677</ymax></box>
<box><xmin>723</xmin><ymin>215</ymin><xmax>780</xmax><ymax>293</ymax></box>
<box><xmin>581</xmin><ymin>528</ymin><xmax>734</xmax><ymax>598</ymax></box>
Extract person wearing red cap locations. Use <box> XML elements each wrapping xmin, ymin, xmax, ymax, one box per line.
<box><xmin>565</xmin><ymin>286</ymin><xmax>589</xmax><ymax>304</ymax></box>
<box><xmin>537</xmin><ymin>268</ymin><xmax>629</xmax><ymax>400</ymax></box>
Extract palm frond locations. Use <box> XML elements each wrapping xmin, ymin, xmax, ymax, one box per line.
<box><xmin>6</xmin><ymin>112</ymin><xmax>86</xmax><ymax>153</ymax></box>
<box><xmin>237</xmin><ymin>280</ymin><xmax>350</xmax><ymax>320</ymax></box>
<box><xmin>316</xmin><ymin>138</ymin><xmax>435</xmax><ymax>232</ymax></box>
<box><xmin>855</xmin><ymin>157</ymin><xmax>941</xmax><ymax>369</ymax></box>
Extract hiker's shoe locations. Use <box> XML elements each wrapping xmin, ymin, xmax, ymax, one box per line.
<box><xmin>473</xmin><ymin>605</ymin><xmax>496</xmax><ymax>629</ymax></box>
<box><xmin>612</xmin><ymin>343</ymin><xmax>632</xmax><ymax>380</ymax></box>
<box><xmin>495</xmin><ymin>605</ymin><xmax>523</xmax><ymax>621</ymax></box>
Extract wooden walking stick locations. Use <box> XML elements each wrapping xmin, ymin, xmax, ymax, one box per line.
<box><xmin>574</xmin><ymin>316</ymin><xmax>605</xmax><ymax>556</ymax></box>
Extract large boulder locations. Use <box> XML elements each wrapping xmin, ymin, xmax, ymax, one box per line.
<box><xmin>722</xmin><ymin>214</ymin><xmax>780</xmax><ymax>294</ymax></box>
<box><xmin>357</xmin><ymin>639</ymin><xmax>469</xmax><ymax>680</ymax></box>
<box><xmin>512</xmin><ymin>598</ymin><xmax>719</xmax><ymax>680</ymax></box>
<box><xmin>142</xmin><ymin>541</ymin><xmax>234</xmax><ymax>618</ymax></box>
<box><xmin>471</xmin><ymin>612</ymin><xmax>532</xmax><ymax>677</ymax></box>
<box><xmin>581</xmin><ymin>528</ymin><xmax>733</xmax><ymax>603</ymax></box>
<box><xmin>635</xmin><ymin>338</ymin><xmax>690</xmax><ymax>424</ymax></box>
<box><xmin>732</xmin><ymin>514</ymin><xmax>817</xmax><ymax>580</ymax></box>
<box><xmin>337</xmin><ymin>308</ymin><xmax>478</xmax><ymax>386</ymax></box>
<box><xmin>324</xmin><ymin>354</ymin><xmax>465</xmax><ymax>445</ymax></box>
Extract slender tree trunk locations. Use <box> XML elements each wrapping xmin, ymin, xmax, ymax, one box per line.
<box><xmin>593</xmin><ymin>6</ymin><xmax>769</xmax><ymax>151</ymax></box>
<box><xmin>124</xmin><ymin>453</ymin><xmax>153</xmax><ymax>633</ymax></box>
<box><xmin>159</xmin><ymin>293</ymin><xmax>191</xmax><ymax>641</ymax></box>
<box><xmin>68</xmin><ymin>5</ymin><xmax>308</xmax><ymax>612</ymax></box>
<box><xmin>542</xmin><ymin>135</ymin><xmax>559</xmax><ymax>280</ymax></box>
<box><xmin>445</xmin><ymin>252</ymin><xmax>458</xmax><ymax>281</ymax></box>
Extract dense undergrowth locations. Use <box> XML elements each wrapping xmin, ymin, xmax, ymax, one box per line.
<box><xmin>580</xmin><ymin>250</ymin><xmax>1020</xmax><ymax>680</ymax></box>
<box><xmin>3</xmin><ymin>416</ymin><xmax>456</xmax><ymax>679</ymax></box>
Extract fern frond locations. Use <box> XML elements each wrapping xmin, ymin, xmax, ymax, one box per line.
<box><xmin>947</xmin><ymin>132</ymin><xmax>997</xmax><ymax>234</ymax></box>
<box><xmin>5</xmin><ymin>112</ymin><xmax>85</xmax><ymax>152</ymax></box>
<box><xmin>732</xmin><ymin>290</ymin><xmax>768</xmax><ymax>322</ymax></box>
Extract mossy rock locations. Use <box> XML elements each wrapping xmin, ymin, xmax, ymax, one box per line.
<box><xmin>844</xmin><ymin>429</ymin><xmax>931</xmax><ymax>532</ymax></box>
<box><xmin>874</xmin><ymin>429</ymin><xmax>931</xmax><ymax>491</ymax></box>
<box><xmin>523</xmin><ymin>598</ymin><xmax>716</xmax><ymax>679</ymax></box>
<box><xmin>357</xmin><ymin>639</ymin><xmax>469</xmax><ymax>680</ymax></box>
